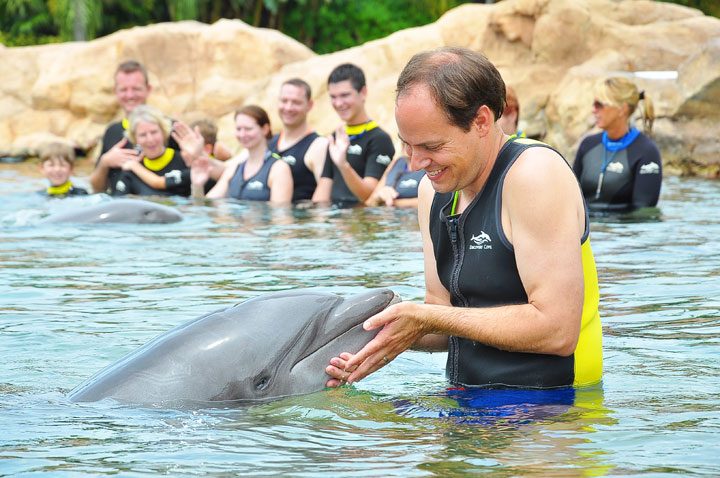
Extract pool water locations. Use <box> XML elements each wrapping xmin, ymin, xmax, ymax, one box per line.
<box><xmin>1</xmin><ymin>165</ymin><xmax>718</xmax><ymax>476</ymax></box>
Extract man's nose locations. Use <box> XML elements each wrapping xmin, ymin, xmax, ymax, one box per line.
<box><xmin>407</xmin><ymin>151</ymin><xmax>429</xmax><ymax>172</ymax></box>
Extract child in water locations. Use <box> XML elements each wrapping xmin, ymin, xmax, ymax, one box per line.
<box><xmin>39</xmin><ymin>143</ymin><xmax>88</xmax><ymax>197</ymax></box>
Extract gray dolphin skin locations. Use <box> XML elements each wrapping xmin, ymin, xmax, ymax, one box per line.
<box><xmin>42</xmin><ymin>198</ymin><xmax>182</xmax><ymax>224</ymax></box>
<box><xmin>68</xmin><ymin>288</ymin><xmax>400</xmax><ymax>406</ymax></box>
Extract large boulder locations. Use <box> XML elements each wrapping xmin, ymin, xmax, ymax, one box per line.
<box><xmin>1</xmin><ymin>0</ymin><xmax>719</xmax><ymax>176</ymax></box>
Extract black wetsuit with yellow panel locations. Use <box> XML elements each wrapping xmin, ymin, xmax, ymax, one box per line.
<box><xmin>429</xmin><ymin>138</ymin><xmax>603</xmax><ymax>389</ymax></box>
<box><xmin>321</xmin><ymin>121</ymin><xmax>395</xmax><ymax>205</ymax></box>
<box><xmin>113</xmin><ymin>148</ymin><xmax>190</xmax><ymax>197</ymax></box>
<box><xmin>269</xmin><ymin>132</ymin><xmax>318</xmax><ymax>202</ymax></box>
<box><xmin>97</xmin><ymin>118</ymin><xmax>180</xmax><ymax>195</ymax></box>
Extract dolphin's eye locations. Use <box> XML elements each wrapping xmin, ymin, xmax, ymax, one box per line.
<box><xmin>254</xmin><ymin>375</ymin><xmax>270</xmax><ymax>391</ymax></box>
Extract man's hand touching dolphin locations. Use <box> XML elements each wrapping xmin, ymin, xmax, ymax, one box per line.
<box><xmin>325</xmin><ymin>301</ymin><xmax>449</xmax><ymax>386</ymax></box>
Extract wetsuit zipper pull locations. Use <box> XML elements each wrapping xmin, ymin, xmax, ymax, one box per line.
<box><xmin>449</xmin><ymin>216</ymin><xmax>458</xmax><ymax>246</ymax></box>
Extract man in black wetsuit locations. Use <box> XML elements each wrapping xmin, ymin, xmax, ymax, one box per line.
<box><xmin>268</xmin><ymin>78</ymin><xmax>329</xmax><ymax>203</ymax></box>
<box><xmin>325</xmin><ymin>47</ymin><xmax>603</xmax><ymax>390</ymax></box>
<box><xmin>89</xmin><ymin>60</ymin><xmax>153</xmax><ymax>194</ymax></box>
<box><xmin>316</xmin><ymin>63</ymin><xmax>395</xmax><ymax>205</ymax></box>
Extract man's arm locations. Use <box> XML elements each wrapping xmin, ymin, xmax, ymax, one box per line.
<box><xmin>328</xmin><ymin>149</ymin><xmax>586</xmax><ymax>384</ymax></box>
<box><xmin>305</xmin><ymin>135</ymin><xmax>329</xmax><ymax>183</ymax></box>
<box><xmin>268</xmin><ymin>160</ymin><xmax>294</xmax><ymax>204</ymax></box>
<box><xmin>312</xmin><ymin>177</ymin><xmax>332</xmax><ymax>203</ymax></box>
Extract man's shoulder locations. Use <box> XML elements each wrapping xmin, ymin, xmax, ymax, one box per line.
<box><xmin>367</xmin><ymin>124</ymin><xmax>392</xmax><ymax>140</ymax></box>
<box><xmin>103</xmin><ymin>120</ymin><xmax>124</xmax><ymax>134</ymax></box>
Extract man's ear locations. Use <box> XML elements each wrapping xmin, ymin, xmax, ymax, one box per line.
<box><xmin>473</xmin><ymin>105</ymin><xmax>495</xmax><ymax>136</ymax></box>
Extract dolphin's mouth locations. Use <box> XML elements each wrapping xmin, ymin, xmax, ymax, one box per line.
<box><xmin>291</xmin><ymin>289</ymin><xmax>401</xmax><ymax>370</ymax></box>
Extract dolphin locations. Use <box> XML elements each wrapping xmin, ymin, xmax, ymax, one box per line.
<box><xmin>68</xmin><ymin>288</ymin><xmax>399</xmax><ymax>406</ymax></box>
<box><xmin>42</xmin><ymin>198</ymin><xmax>182</xmax><ymax>224</ymax></box>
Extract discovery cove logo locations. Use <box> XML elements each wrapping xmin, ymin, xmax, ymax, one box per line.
<box><xmin>282</xmin><ymin>155</ymin><xmax>297</xmax><ymax>166</ymax></box>
<box><xmin>469</xmin><ymin>231</ymin><xmax>492</xmax><ymax>250</ymax></box>
<box><xmin>376</xmin><ymin>154</ymin><xmax>391</xmax><ymax>165</ymax></box>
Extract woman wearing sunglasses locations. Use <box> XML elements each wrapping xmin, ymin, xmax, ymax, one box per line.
<box><xmin>573</xmin><ymin>77</ymin><xmax>662</xmax><ymax>212</ymax></box>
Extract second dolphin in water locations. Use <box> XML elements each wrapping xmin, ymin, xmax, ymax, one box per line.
<box><xmin>68</xmin><ymin>288</ymin><xmax>399</xmax><ymax>406</ymax></box>
<box><xmin>42</xmin><ymin>198</ymin><xmax>183</xmax><ymax>224</ymax></box>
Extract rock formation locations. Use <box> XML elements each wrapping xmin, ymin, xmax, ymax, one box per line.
<box><xmin>1</xmin><ymin>0</ymin><xmax>718</xmax><ymax>176</ymax></box>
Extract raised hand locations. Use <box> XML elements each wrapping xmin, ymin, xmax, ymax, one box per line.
<box><xmin>172</xmin><ymin>121</ymin><xmax>205</xmax><ymax>165</ymax></box>
<box><xmin>327</xmin><ymin>125</ymin><xmax>350</xmax><ymax>167</ymax></box>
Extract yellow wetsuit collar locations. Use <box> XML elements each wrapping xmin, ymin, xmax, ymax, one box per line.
<box><xmin>345</xmin><ymin>120</ymin><xmax>378</xmax><ymax>137</ymax></box>
<box><xmin>143</xmin><ymin>148</ymin><xmax>175</xmax><ymax>172</ymax></box>
<box><xmin>121</xmin><ymin>117</ymin><xmax>129</xmax><ymax>131</ymax></box>
<box><xmin>47</xmin><ymin>181</ymin><xmax>73</xmax><ymax>196</ymax></box>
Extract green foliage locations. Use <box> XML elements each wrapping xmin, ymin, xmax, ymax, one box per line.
<box><xmin>268</xmin><ymin>0</ymin><xmax>464</xmax><ymax>53</ymax></box>
<box><xmin>0</xmin><ymin>0</ymin><xmax>56</xmax><ymax>43</ymax></box>
<box><xmin>1</xmin><ymin>0</ymin><xmax>716</xmax><ymax>51</ymax></box>
<box><xmin>657</xmin><ymin>0</ymin><xmax>720</xmax><ymax>17</ymax></box>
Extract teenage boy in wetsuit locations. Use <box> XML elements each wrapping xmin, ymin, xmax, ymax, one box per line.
<box><xmin>316</xmin><ymin>63</ymin><xmax>395</xmax><ymax>206</ymax></box>
<box><xmin>326</xmin><ymin>47</ymin><xmax>603</xmax><ymax>391</ymax></box>
<box><xmin>268</xmin><ymin>78</ymin><xmax>329</xmax><ymax>203</ymax></box>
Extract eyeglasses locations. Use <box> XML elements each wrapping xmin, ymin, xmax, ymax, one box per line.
<box><xmin>592</xmin><ymin>100</ymin><xmax>605</xmax><ymax>110</ymax></box>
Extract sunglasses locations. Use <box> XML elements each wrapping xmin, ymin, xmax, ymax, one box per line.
<box><xmin>592</xmin><ymin>100</ymin><xmax>605</xmax><ymax>110</ymax></box>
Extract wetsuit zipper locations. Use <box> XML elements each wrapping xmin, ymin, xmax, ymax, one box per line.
<box><xmin>446</xmin><ymin>214</ymin><xmax>468</xmax><ymax>382</ymax></box>
<box><xmin>448</xmin><ymin>216</ymin><xmax>468</xmax><ymax>307</ymax></box>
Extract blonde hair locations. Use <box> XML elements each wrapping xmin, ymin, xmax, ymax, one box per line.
<box><xmin>594</xmin><ymin>77</ymin><xmax>655</xmax><ymax>133</ymax></box>
<box><xmin>127</xmin><ymin>105</ymin><xmax>172</xmax><ymax>143</ymax></box>
<box><xmin>40</xmin><ymin>142</ymin><xmax>75</xmax><ymax>166</ymax></box>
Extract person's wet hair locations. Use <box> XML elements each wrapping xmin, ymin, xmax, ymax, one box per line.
<box><xmin>115</xmin><ymin>59</ymin><xmax>149</xmax><ymax>85</ymax></box>
<box><xmin>328</xmin><ymin>63</ymin><xmax>366</xmax><ymax>92</ymax></box>
<box><xmin>396</xmin><ymin>47</ymin><xmax>506</xmax><ymax>131</ymax></box>
<box><xmin>593</xmin><ymin>77</ymin><xmax>655</xmax><ymax>133</ymax></box>
<box><xmin>127</xmin><ymin>105</ymin><xmax>171</xmax><ymax>143</ymax></box>
<box><xmin>40</xmin><ymin>142</ymin><xmax>75</xmax><ymax>166</ymax></box>
<box><xmin>282</xmin><ymin>78</ymin><xmax>312</xmax><ymax>101</ymax></box>
<box><xmin>235</xmin><ymin>105</ymin><xmax>273</xmax><ymax>140</ymax></box>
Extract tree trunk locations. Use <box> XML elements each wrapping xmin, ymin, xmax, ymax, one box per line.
<box><xmin>73</xmin><ymin>0</ymin><xmax>87</xmax><ymax>41</ymax></box>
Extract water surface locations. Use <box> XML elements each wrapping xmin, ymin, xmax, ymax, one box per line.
<box><xmin>1</xmin><ymin>167</ymin><xmax>718</xmax><ymax>476</ymax></box>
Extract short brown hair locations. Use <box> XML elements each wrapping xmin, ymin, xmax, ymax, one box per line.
<box><xmin>40</xmin><ymin>142</ymin><xmax>75</xmax><ymax>166</ymax></box>
<box><xmin>282</xmin><ymin>78</ymin><xmax>312</xmax><ymax>101</ymax></box>
<box><xmin>115</xmin><ymin>60</ymin><xmax>149</xmax><ymax>85</ymax></box>
<box><xmin>396</xmin><ymin>47</ymin><xmax>506</xmax><ymax>132</ymax></box>
<box><xmin>190</xmin><ymin>118</ymin><xmax>218</xmax><ymax>146</ymax></box>
<box><xmin>235</xmin><ymin>105</ymin><xmax>272</xmax><ymax>140</ymax></box>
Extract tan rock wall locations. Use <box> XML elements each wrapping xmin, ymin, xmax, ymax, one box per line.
<box><xmin>1</xmin><ymin>0</ymin><xmax>719</xmax><ymax>176</ymax></box>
